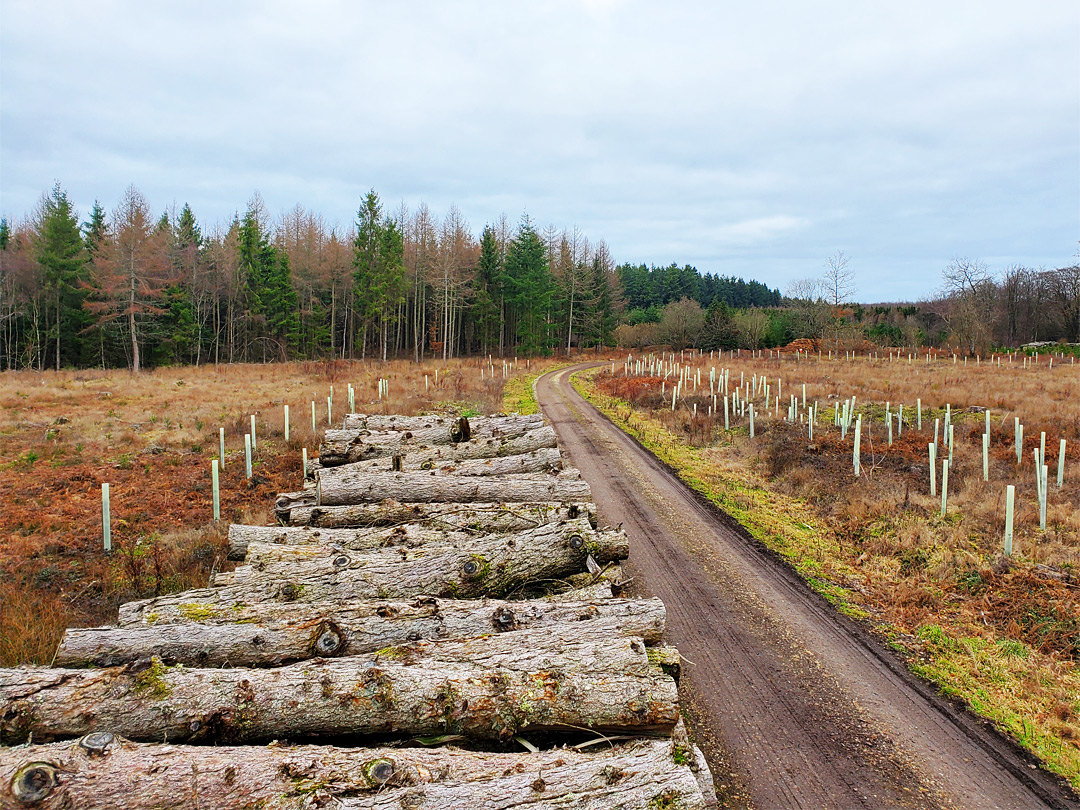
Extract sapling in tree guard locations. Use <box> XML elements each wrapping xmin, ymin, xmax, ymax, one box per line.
<box><xmin>219</xmin><ymin>427</ymin><xmax>225</xmax><ymax>469</ymax></box>
<box><xmin>244</xmin><ymin>434</ymin><xmax>253</xmax><ymax>479</ymax></box>
<box><xmin>284</xmin><ymin>404</ymin><xmax>290</xmax><ymax>442</ymax></box>
<box><xmin>211</xmin><ymin>459</ymin><xmax>220</xmax><ymax>521</ymax></box>
<box><xmin>250</xmin><ymin>415</ymin><xmax>257</xmax><ymax>451</ymax></box>
<box><xmin>1004</xmin><ymin>485</ymin><xmax>1015</xmax><ymax>556</ymax></box>
<box><xmin>102</xmin><ymin>482</ymin><xmax>111</xmax><ymax>552</ymax></box>
<box><xmin>940</xmin><ymin>460</ymin><xmax>949</xmax><ymax>517</ymax></box>
<box><xmin>853</xmin><ymin>417</ymin><xmax>862</xmax><ymax>476</ymax></box>
<box><xmin>1058</xmin><ymin>439</ymin><xmax>1067</xmax><ymax>488</ymax></box>
<box><xmin>929</xmin><ymin>443</ymin><xmax>936</xmax><ymax>496</ymax></box>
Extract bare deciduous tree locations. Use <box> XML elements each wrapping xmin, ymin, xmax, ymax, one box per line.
<box><xmin>940</xmin><ymin>256</ymin><xmax>996</xmax><ymax>355</ymax></box>
<box><xmin>824</xmin><ymin>250</ymin><xmax>856</xmax><ymax>307</ymax></box>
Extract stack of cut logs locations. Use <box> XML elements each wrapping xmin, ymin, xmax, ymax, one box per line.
<box><xmin>1</xmin><ymin>412</ymin><xmax>716</xmax><ymax>809</ymax></box>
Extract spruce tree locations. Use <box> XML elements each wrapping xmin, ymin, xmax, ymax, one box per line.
<box><xmin>505</xmin><ymin>216</ymin><xmax>552</xmax><ymax>355</ymax></box>
<box><xmin>473</xmin><ymin>225</ymin><xmax>502</xmax><ymax>355</ymax></box>
<box><xmin>352</xmin><ymin>190</ymin><xmax>383</xmax><ymax>359</ymax></box>
<box><xmin>36</xmin><ymin>183</ymin><xmax>86</xmax><ymax>370</ymax></box>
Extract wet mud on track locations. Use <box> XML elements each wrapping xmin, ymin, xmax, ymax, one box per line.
<box><xmin>536</xmin><ymin>365</ymin><xmax>1079</xmax><ymax>810</ymax></box>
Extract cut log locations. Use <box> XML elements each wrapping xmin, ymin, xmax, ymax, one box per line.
<box><xmin>233</xmin><ymin>517</ymin><xmax>611</xmax><ymax>564</ymax></box>
<box><xmin>544</xmin><ymin>580</ymin><xmax>614</xmax><ymax>601</ymax></box>
<box><xmin>281</xmin><ymin>499</ymin><xmax>597</xmax><ymax>531</ymax></box>
<box><xmin>118</xmin><ymin>579</ymin><xmax>616</xmax><ymax>627</ymax></box>
<box><xmin>316</xmin><ymin>469</ymin><xmax>592</xmax><ymax>505</ymax></box>
<box><xmin>120</xmin><ymin>523</ymin><xmax>626</xmax><ymax>619</ymax></box>
<box><xmin>335</xmin><ymin>446</ymin><xmax>563</xmax><ymax>478</ymax></box>
<box><xmin>2</xmin><ymin>632</ymin><xmax>679</xmax><ymax>744</ymax></box>
<box><xmin>275</xmin><ymin>488</ymin><xmax>317</xmax><ymax>515</ymax></box>
<box><xmin>340</xmin><ymin>413</ymin><xmax>543</xmax><ymax>433</ymax></box>
<box><xmin>229</xmin><ymin>522</ymin><xmax>476</xmax><ymax>562</ymax></box>
<box><xmin>319</xmin><ymin>417</ymin><xmax>547</xmax><ymax>465</ymax></box>
<box><xmin>0</xmin><ymin>736</ymin><xmax>709</xmax><ymax>810</ymax></box>
<box><xmin>218</xmin><ymin>522</ymin><xmax>625</xmax><ymax>591</ymax></box>
<box><xmin>320</xmin><ymin>424</ymin><xmax>559</xmax><ymax>468</ymax></box>
<box><xmin>60</xmin><ymin>596</ymin><xmax>665</xmax><ymax>667</ymax></box>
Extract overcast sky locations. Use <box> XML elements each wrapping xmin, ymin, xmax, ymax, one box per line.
<box><xmin>2</xmin><ymin>0</ymin><xmax>1077</xmax><ymax>301</ymax></box>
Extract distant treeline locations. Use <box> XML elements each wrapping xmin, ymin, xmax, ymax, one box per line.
<box><xmin>614</xmin><ymin>259</ymin><xmax>1080</xmax><ymax>355</ymax></box>
<box><xmin>0</xmin><ymin>183</ymin><xmax>792</xmax><ymax>372</ymax></box>
<box><xmin>617</xmin><ymin>262</ymin><xmax>781</xmax><ymax>321</ymax></box>
<box><xmin>1</xmin><ymin>184</ymin><xmax>630</xmax><ymax>371</ymax></box>
<box><xmin>4</xmin><ymin>182</ymin><xmax>1073</xmax><ymax>371</ymax></box>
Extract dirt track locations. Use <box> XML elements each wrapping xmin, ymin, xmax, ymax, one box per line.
<box><xmin>536</xmin><ymin>365</ymin><xmax>1079</xmax><ymax>810</ymax></box>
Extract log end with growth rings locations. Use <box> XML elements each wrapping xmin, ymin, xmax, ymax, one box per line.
<box><xmin>11</xmin><ymin>762</ymin><xmax>58</xmax><ymax>805</ymax></box>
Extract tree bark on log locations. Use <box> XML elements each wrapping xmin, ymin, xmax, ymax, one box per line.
<box><xmin>275</xmin><ymin>488</ymin><xmax>317</xmax><ymax>515</ymax></box>
<box><xmin>120</xmin><ymin>523</ymin><xmax>626</xmax><ymax>619</ymax></box>
<box><xmin>319</xmin><ymin>425</ymin><xmax>558</xmax><ymax>468</ymax></box>
<box><xmin>0</xmin><ymin>736</ymin><xmax>709</xmax><ymax>810</ymax></box>
<box><xmin>117</xmin><ymin>580</ymin><xmax>616</xmax><ymax>627</ymax></box>
<box><xmin>2</xmin><ymin>632</ymin><xmax>679</xmax><ymax>745</ymax></box>
<box><xmin>340</xmin><ymin>413</ymin><xmax>543</xmax><ymax>433</ymax></box>
<box><xmin>331</xmin><ymin>447</ymin><xmax>563</xmax><ymax>478</ymax></box>
<box><xmin>316</xmin><ymin>469</ymin><xmax>592</xmax><ymax>505</ymax></box>
<box><xmin>231</xmin><ymin>517</ymin><xmax>612</xmax><ymax>564</ymax></box>
<box><xmin>319</xmin><ymin>417</ymin><xmax>546</xmax><ymax>465</ymax></box>
<box><xmin>280</xmin><ymin>499</ymin><xmax>596</xmax><ymax>531</ymax></box>
<box><xmin>544</xmin><ymin>581</ymin><xmax>614</xmax><ymax>601</ymax></box>
<box><xmin>60</xmin><ymin>597</ymin><xmax>665</xmax><ymax>667</ymax></box>
<box><xmin>216</xmin><ymin>521</ymin><xmax>626</xmax><ymax>591</ymax></box>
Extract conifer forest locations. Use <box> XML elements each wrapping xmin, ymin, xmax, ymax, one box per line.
<box><xmin>1</xmin><ymin>182</ymin><xmax>1076</xmax><ymax>373</ymax></box>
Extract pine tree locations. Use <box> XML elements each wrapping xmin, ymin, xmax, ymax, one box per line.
<box><xmin>473</xmin><ymin>225</ymin><xmax>502</xmax><ymax>355</ymax></box>
<box><xmin>36</xmin><ymin>183</ymin><xmax>87</xmax><ymax>370</ymax></box>
<box><xmin>505</xmin><ymin>216</ymin><xmax>552</xmax><ymax>355</ymax></box>
<box><xmin>266</xmin><ymin>248</ymin><xmax>300</xmax><ymax>359</ymax></box>
<box><xmin>584</xmin><ymin>248</ymin><xmax>619</xmax><ymax>350</ymax></box>
<box><xmin>172</xmin><ymin>203</ymin><xmax>205</xmax><ymax>363</ymax></box>
<box><xmin>352</xmin><ymin>190</ymin><xmax>383</xmax><ymax>359</ymax></box>
<box><xmin>373</xmin><ymin>216</ymin><xmax>406</xmax><ymax>361</ymax></box>
<box><xmin>236</xmin><ymin>204</ymin><xmax>280</xmax><ymax>361</ymax></box>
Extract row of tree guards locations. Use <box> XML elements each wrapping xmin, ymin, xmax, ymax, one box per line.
<box><xmin>621</xmin><ymin>350</ymin><xmax>1073</xmax><ymax>558</ymax></box>
<box><xmin>3</xmin><ymin>411</ymin><xmax>717</xmax><ymax>809</ymax></box>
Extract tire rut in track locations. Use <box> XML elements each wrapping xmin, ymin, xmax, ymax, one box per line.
<box><xmin>536</xmin><ymin>364</ymin><xmax>1079</xmax><ymax>810</ymax></box>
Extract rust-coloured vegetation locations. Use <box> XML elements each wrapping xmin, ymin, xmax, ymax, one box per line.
<box><xmin>0</xmin><ymin>357</ymin><xmax>561</xmax><ymax>666</ymax></box>
<box><xmin>589</xmin><ymin>349</ymin><xmax>1080</xmax><ymax>781</ymax></box>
